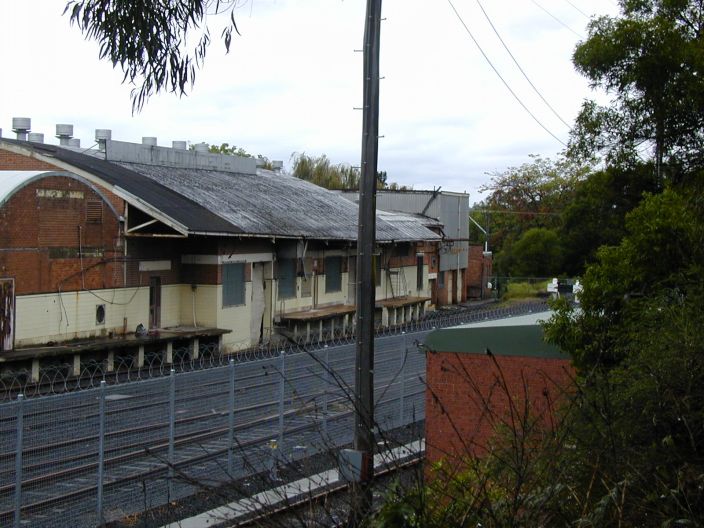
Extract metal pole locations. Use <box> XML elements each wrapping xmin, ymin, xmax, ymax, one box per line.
<box><xmin>227</xmin><ymin>358</ymin><xmax>235</xmax><ymax>477</ymax></box>
<box><xmin>352</xmin><ymin>0</ymin><xmax>382</xmax><ymax>524</ymax></box>
<box><xmin>168</xmin><ymin>368</ymin><xmax>175</xmax><ymax>500</ymax></box>
<box><xmin>97</xmin><ymin>381</ymin><xmax>106</xmax><ymax>525</ymax></box>
<box><xmin>14</xmin><ymin>394</ymin><xmax>24</xmax><ymax>528</ymax></box>
<box><xmin>399</xmin><ymin>332</ymin><xmax>406</xmax><ymax>426</ymax></box>
<box><xmin>278</xmin><ymin>351</ymin><xmax>285</xmax><ymax>447</ymax></box>
<box><xmin>322</xmin><ymin>345</ymin><xmax>329</xmax><ymax>437</ymax></box>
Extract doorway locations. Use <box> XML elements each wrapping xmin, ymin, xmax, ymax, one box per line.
<box><xmin>149</xmin><ymin>276</ymin><xmax>161</xmax><ymax>329</ymax></box>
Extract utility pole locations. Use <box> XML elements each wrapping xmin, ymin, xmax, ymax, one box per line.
<box><xmin>350</xmin><ymin>0</ymin><xmax>382</xmax><ymax>525</ymax></box>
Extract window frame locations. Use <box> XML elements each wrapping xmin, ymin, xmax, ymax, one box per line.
<box><xmin>222</xmin><ymin>262</ymin><xmax>246</xmax><ymax>307</ymax></box>
<box><xmin>325</xmin><ymin>256</ymin><xmax>343</xmax><ymax>293</ymax></box>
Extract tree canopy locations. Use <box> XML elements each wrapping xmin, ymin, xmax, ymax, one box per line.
<box><xmin>570</xmin><ymin>0</ymin><xmax>704</xmax><ymax>183</ymax></box>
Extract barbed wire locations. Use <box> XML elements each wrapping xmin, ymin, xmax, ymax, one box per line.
<box><xmin>0</xmin><ymin>300</ymin><xmax>549</xmax><ymax>402</ymax></box>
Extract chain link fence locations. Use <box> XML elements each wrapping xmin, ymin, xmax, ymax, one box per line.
<box><xmin>0</xmin><ymin>301</ymin><xmax>548</xmax><ymax>402</ymax></box>
<box><xmin>0</xmin><ymin>301</ymin><xmax>549</xmax><ymax>527</ymax></box>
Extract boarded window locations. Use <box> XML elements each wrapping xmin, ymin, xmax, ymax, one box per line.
<box><xmin>416</xmin><ymin>254</ymin><xmax>424</xmax><ymax>290</ymax></box>
<box><xmin>86</xmin><ymin>200</ymin><xmax>103</xmax><ymax>223</ymax></box>
<box><xmin>223</xmin><ymin>263</ymin><xmax>246</xmax><ymax>306</ymax></box>
<box><xmin>278</xmin><ymin>259</ymin><xmax>296</xmax><ymax>299</ymax></box>
<box><xmin>325</xmin><ymin>256</ymin><xmax>342</xmax><ymax>293</ymax></box>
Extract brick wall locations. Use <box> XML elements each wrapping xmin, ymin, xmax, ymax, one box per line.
<box><xmin>0</xmin><ymin>148</ymin><xmax>59</xmax><ymax>171</ymax></box>
<box><xmin>0</xmin><ymin>175</ymin><xmax>124</xmax><ymax>294</ymax></box>
<box><xmin>465</xmin><ymin>245</ymin><xmax>493</xmax><ymax>299</ymax></box>
<box><xmin>425</xmin><ymin>351</ymin><xmax>573</xmax><ymax>465</ymax></box>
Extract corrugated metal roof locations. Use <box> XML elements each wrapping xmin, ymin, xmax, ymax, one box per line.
<box><xmin>119</xmin><ymin>162</ymin><xmax>441</xmax><ymax>241</ymax></box>
<box><xmin>0</xmin><ymin>171</ymin><xmax>46</xmax><ymax>205</ymax></box>
<box><xmin>0</xmin><ymin>139</ymin><xmax>441</xmax><ymax>242</ymax></box>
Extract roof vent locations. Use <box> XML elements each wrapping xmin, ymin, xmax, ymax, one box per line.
<box><xmin>172</xmin><ymin>140</ymin><xmax>187</xmax><ymax>150</ymax></box>
<box><xmin>95</xmin><ymin>129</ymin><xmax>112</xmax><ymax>152</ymax></box>
<box><xmin>28</xmin><ymin>132</ymin><xmax>44</xmax><ymax>143</ymax></box>
<box><xmin>194</xmin><ymin>142</ymin><xmax>209</xmax><ymax>153</ymax></box>
<box><xmin>68</xmin><ymin>138</ymin><xmax>81</xmax><ymax>148</ymax></box>
<box><xmin>56</xmin><ymin>124</ymin><xmax>74</xmax><ymax>146</ymax></box>
<box><xmin>12</xmin><ymin>117</ymin><xmax>31</xmax><ymax>141</ymax></box>
<box><xmin>142</xmin><ymin>136</ymin><xmax>157</xmax><ymax>146</ymax></box>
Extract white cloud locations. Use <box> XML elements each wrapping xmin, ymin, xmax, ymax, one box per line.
<box><xmin>0</xmin><ymin>0</ymin><xmax>618</xmax><ymax>198</ymax></box>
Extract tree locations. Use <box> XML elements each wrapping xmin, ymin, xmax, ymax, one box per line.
<box><xmin>558</xmin><ymin>163</ymin><xmax>658</xmax><ymax>275</ymax></box>
<box><xmin>506</xmin><ymin>227</ymin><xmax>562</xmax><ymax>278</ymax></box>
<box><xmin>475</xmin><ymin>155</ymin><xmax>587</xmax><ymax>275</ymax></box>
<box><xmin>570</xmin><ymin>0</ymin><xmax>704</xmax><ymax>183</ymax></box>
<box><xmin>65</xmin><ymin>0</ymin><xmax>240</xmax><ymax>111</ymax></box>
<box><xmin>291</xmin><ymin>153</ymin><xmax>408</xmax><ymax>191</ymax></box>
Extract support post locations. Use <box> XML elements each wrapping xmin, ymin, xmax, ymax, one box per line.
<box><xmin>166</xmin><ymin>342</ymin><xmax>173</xmax><ymax>365</ymax></box>
<box><xmin>227</xmin><ymin>359</ymin><xmax>235</xmax><ymax>476</ymax></box>
<box><xmin>14</xmin><ymin>394</ymin><xmax>24</xmax><ymax>528</ymax></box>
<box><xmin>137</xmin><ymin>345</ymin><xmax>145</xmax><ymax>368</ymax></box>
<box><xmin>31</xmin><ymin>360</ymin><xmax>39</xmax><ymax>383</ymax></box>
<box><xmin>191</xmin><ymin>338</ymin><xmax>199</xmax><ymax>360</ymax></box>
<box><xmin>400</xmin><ymin>332</ymin><xmax>407</xmax><ymax>426</ymax></box>
<box><xmin>278</xmin><ymin>351</ymin><xmax>286</xmax><ymax>447</ymax></box>
<box><xmin>72</xmin><ymin>353</ymin><xmax>82</xmax><ymax>377</ymax></box>
<box><xmin>168</xmin><ymin>369</ymin><xmax>175</xmax><ymax>499</ymax></box>
<box><xmin>322</xmin><ymin>345</ymin><xmax>330</xmax><ymax>437</ymax></box>
<box><xmin>351</xmin><ymin>0</ymin><xmax>382</xmax><ymax>524</ymax></box>
<box><xmin>97</xmin><ymin>381</ymin><xmax>106</xmax><ymax>524</ymax></box>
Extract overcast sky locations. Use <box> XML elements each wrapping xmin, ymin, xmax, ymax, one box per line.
<box><xmin>0</xmin><ymin>0</ymin><xmax>618</xmax><ymax>201</ymax></box>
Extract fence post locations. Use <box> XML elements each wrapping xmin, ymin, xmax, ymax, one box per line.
<box><xmin>14</xmin><ymin>394</ymin><xmax>24</xmax><ymax>528</ymax></box>
<box><xmin>322</xmin><ymin>345</ymin><xmax>329</xmax><ymax>437</ymax></box>
<box><xmin>168</xmin><ymin>368</ymin><xmax>175</xmax><ymax>500</ymax></box>
<box><xmin>97</xmin><ymin>381</ymin><xmax>106</xmax><ymax>525</ymax></box>
<box><xmin>278</xmin><ymin>351</ymin><xmax>285</xmax><ymax>447</ymax></box>
<box><xmin>400</xmin><ymin>332</ymin><xmax>407</xmax><ymax>426</ymax></box>
<box><xmin>227</xmin><ymin>359</ymin><xmax>235</xmax><ymax>477</ymax></box>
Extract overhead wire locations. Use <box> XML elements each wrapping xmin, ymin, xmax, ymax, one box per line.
<box><xmin>563</xmin><ymin>0</ymin><xmax>590</xmax><ymax>20</ymax></box>
<box><xmin>529</xmin><ymin>0</ymin><xmax>584</xmax><ymax>39</ymax></box>
<box><xmin>474</xmin><ymin>0</ymin><xmax>572</xmax><ymax>129</ymax></box>
<box><xmin>445</xmin><ymin>0</ymin><xmax>568</xmax><ymax>147</ymax></box>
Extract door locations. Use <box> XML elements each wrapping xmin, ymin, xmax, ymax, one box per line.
<box><xmin>149</xmin><ymin>276</ymin><xmax>161</xmax><ymax>329</ymax></box>
<box><xmin>250</xmin><ymin>263</ymin><xmax>266</xmax><ymax>344</ymax></box>
<box><xmin>0</xmin><ymin>279</ymin><xmax>15</xmax><ymax>352</ymax></box>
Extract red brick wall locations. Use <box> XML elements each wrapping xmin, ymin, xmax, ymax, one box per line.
<box><xmin>0</xmin><ymin>148</ymin><xmax>60</xmax><ymax>171</ymax></box>
<box><xmin>0</xmin><ymin>175</ymin><xmax>124</xmax><ymax>294</ymax></box>
<box><xmin>465</xmin><ymin>245</ymin><xmax>492</xmax><ymax>299</ymax></box>
<box><xmin>425</xmin><ymin>351</ymin><xmax>573</xmax><ymax>465</ymax></box>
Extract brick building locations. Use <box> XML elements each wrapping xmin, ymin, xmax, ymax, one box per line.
<box><xmin>423</xmin><ymin>312</ymin><xmax>572</xmax><ymax>466</ymax></box>
<box><xmin>0</xmin><ymin>123</ymin><xmax>447</xmax><ymax>378</ymax></box>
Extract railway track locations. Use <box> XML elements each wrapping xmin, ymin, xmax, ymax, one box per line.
<box><xmin>0</xmin><ymin>302</ymin><xmax>547</xmax><ymax>527</ymax></box>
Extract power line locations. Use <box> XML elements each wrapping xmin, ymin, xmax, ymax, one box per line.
<box><xmin>446</xmin><ymin>0</ymin><xmax>568</xmax><ymax>147</ymax></box>
<box><xmin>530</xmin><ymin>0</ymin><xmax>584</xmax><ymax>39</ymax></box>
<box><xmin>563</xmin><ymin>0</ymin><xmax>590</xmax><ymax>19</ymax></box>
<box><xmin>474</xmin><ymin>0</ymin><xmax>572</xmax><ymax>129</ymax></box>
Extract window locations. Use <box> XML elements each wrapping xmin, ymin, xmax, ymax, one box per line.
<box><xmin>278</xmin><ymin>259</ymin><xmax>296</xmax><ymax>299</ymax></box>
<box><xmin>325</xmin><ymin>256</ymin><xmax>342</xmax><ymax>293</ymax></box>
<box><xmin>223</xmin><ymin>263</ymin><xmax>246</xmax><ymax>306</ymax></box>
<box><xmin>438</xmin><ymin>270</ymin><xmax>445</xmax><ymax>288</ymax></box>
<box><xmin>86</xmin><ymin>200</ymin><xmax>103</xmax><ymax>224</ymax></box>
<box><xmin>416</xmin><ymin>254</ymin><xmax>424</xmax><ymax>290</ymax></box>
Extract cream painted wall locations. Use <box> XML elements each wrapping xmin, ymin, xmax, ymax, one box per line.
<box><xmin>217</xmin><ymin>283</ymin><xmax>256</xmax><ymax>350</ymax></box>
<box><xmin>15</xmin><ymin>287</ymin><xmax>150</xmax><ymax>346</ymax></box>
